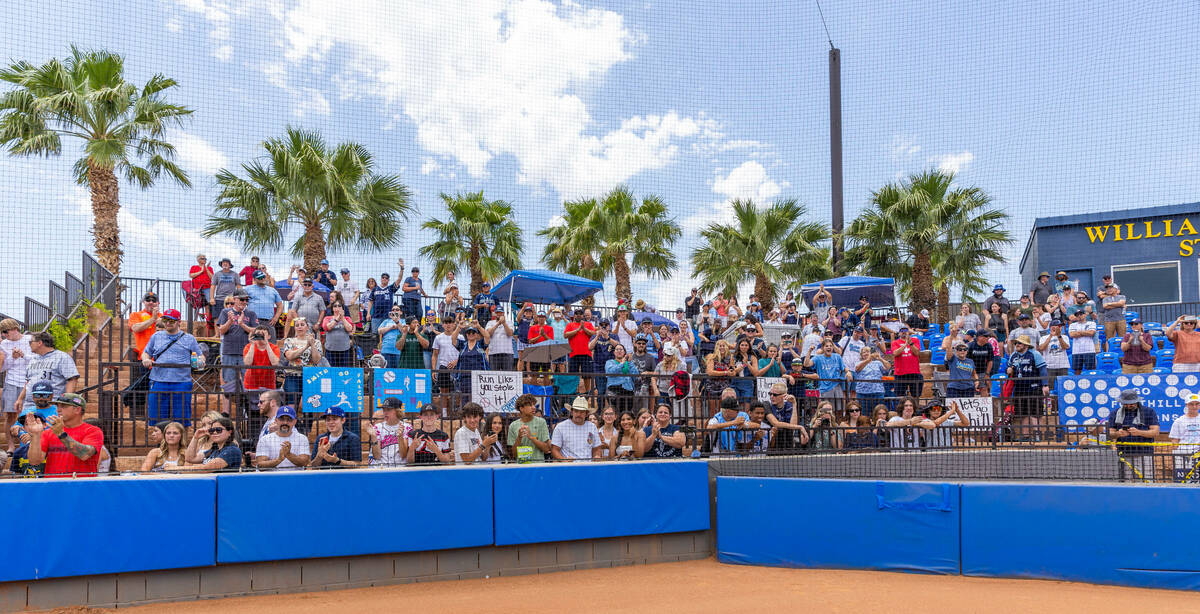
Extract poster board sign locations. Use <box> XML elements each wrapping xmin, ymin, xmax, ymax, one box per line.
<box><xmin>1058</xmin><ymin>373</ymin><xmax>1192</xmax><ymax>433</ymax></box>
<box><xmin>372</xmin><ymin>368</ymin><xmax>432</xmax><ymax>413</ymax></box>
<box><xmin>473</xmin><ymin>370</ymin><xmax>522</xmax><ymax>413</ymax></box>
<box><xmin>301</xmin><ymin>367</ymin><xmax>364</xmax><ymax>413</ymax></box>
<box><xmin>757</xmin><ymin>377</ymin><xmax>786</xmax><ymax>403</ymax></box>
<box><xmin>948</xmin><ymin>396</ymin><xmax>994</xmax><ymax>426</ymax></box>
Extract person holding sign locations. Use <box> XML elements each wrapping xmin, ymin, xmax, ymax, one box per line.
<box><xmin>507</xmin><ymin>393</ymin><xmax>550</xmax><ymax>462</ymax></box>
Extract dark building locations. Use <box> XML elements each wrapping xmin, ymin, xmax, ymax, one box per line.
<box><xmin>1020</xmin><ymin>202</ymin><xmax>1200</xmax><ymax>318</ymax></box>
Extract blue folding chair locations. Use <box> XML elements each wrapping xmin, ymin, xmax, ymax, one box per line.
<box><xmin>1124</xmin><ymin>311</ymin><xmax>1139</xmax><ymax>323</ymax></box>
<box><xmin>1096</xmin><ymin>352</ymin><xmax>1121</xmax><ymax>373</ymax></box>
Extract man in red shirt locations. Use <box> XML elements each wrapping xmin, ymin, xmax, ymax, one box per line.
<box><xmin>890</xmin><ymin>325</ymin><xmax>924</xmax><ymax>399</ymax></box>
<box><xmin>239</xmin><ymin>256</ymin><xmax>262</xmax><ymax>286</ymax></box>
<box><xmin>26</xmin><ymin>391</ymin><xmax>103</xmax><ymax>477</ymax></box>
<box><xmin>564</xmin><ymin>308</ymin><xmax>596</xmax><ymax>395</ymax></box>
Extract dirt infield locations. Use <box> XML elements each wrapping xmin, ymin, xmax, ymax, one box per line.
<box><xmin>109</xmin><ymin>558</ymin><xmax>1197</xmax><ymax>614</ymax></box>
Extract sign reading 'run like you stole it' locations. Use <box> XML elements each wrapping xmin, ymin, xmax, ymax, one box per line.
<box><xmin>473</xmin><ymin>370</ymin><xmax>522</xmax><ymax>413</ymax></box>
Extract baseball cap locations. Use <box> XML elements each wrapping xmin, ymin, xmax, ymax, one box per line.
<box><xmin>381</xmin><ymin>397</ymin><xmax>403</xmax><ymax>410</ymax></box>
<box><xmin>276</xmin><ymin>405</ymin><xmax>298</xmax><ymax>420</ymax></box>
<box><xmin>56</xmin><ymin>392</ymin><xmax>86</xmax><ymax>408</ymax></box>
<box><xmin>1130</xmin><ymin>318</ymin><xmax>1143</xmax><ymax>324</ymax></box>
<box><xmin>323</xmin><ymin>405</ymin><xmax>346</xmax><ymax>417</ymax></box>
<box><xmin>411</xmin><ymin>266</ymin><xmax>420</xmax><ymax>272</ymax></box>
<box><xmin>536</xmin><ymin>310</ymin><xmax>546</xmax><ymax>317</ymax></box>
<box><xmin>1184</xmin><ymin>315</ymin><xmax>1199</xmax><ymax>323</ymax></box>
<box><xmin>340</xmin><ymin>268</ymin><xmax>350</xmax><ymax>274</ymax></box>
<box><xmin>964</xmin><ymin>329</ymin><xmax>976</xmax><ymax>336</ymax></box>
<box><xmin>640</xmin><ymin>317</ymin><xmax>652</xmax><ymax>324</ymax></box>
<box><xmin>1186</xmin><ymin>393</ymin><xmax>1200</xmax><ymax>404</ymax></box>
<box><xmin>663</xmin><ymin>345</ymin><xmax>679</xmax><ymax>357</ymax></box>
<box><xmin>617</xmin><ymin>304</ymin><xmax>629</xmax><ymax>311</ymax></box>
<box><xmin>320</xmin><ymin>259</ymin><xmax>329</xmax><ymax>265</ymax></box>
<box><xmin>920</xmin><ymin>309</ymin><xmax>929</xmax><ymax>317</ymax></box>
<box><xmin>482</xmin><ymin>281</ymin><xmax>490</xmax><ymax>287</ymax></box>
<box><xmin>161</xmin><ymin>308</ymin><xmax>182</xmax><ymax>321</ymax></box>
<box><xmin>1049</xmin><ymin>319</ymin><xmax>1062</xmax><ymax>326</ymax></box>
<box><xmin>380</xmin><ymin>272</ymin><xmax>390</xmax><ymax>278</ymax></box>
<box><xmin>30</xmin><ymin>381</ymin><xmax>54</xmax><ymax>397</ymax></box>
<box><xmin>1017</xmin><ymin>313</ymin><xmax>1031</xmax><ymax>320</ymax></box>
<box><xmin>599</xmin><ymin>318</ymin><xmax>611</xmax><ymax>326</ymax></box>
<box><xmin>634</xmin><ymin>334</ymin><xmax>649</xmax><ymax>343</ymax></box>
<box><xmin>143</xmin><ymin>292</ymin><xmax>159</xmax><ymax>302</ymax></box>
<box><xmin>419</xmin><ymin>405</ymin><xmax>438</xmax><ymax>415</ymax></box>
<box><xmin>253</xmin><ymin>270</ymin><xmax>266</xmax><ymax>279</ymax></box>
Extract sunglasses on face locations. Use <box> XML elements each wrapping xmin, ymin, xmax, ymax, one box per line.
<box><xmin>145</xmin><ymin>299</ymin><xmax>158</xmax><ymax>303</ymax></box>
<box><xmin>208</xmin><ymin>427</ymin><xmax>226</xmax><ymax>434</ymax></box>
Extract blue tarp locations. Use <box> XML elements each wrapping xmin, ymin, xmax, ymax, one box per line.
<box><xmin>490</xmin><ymin>269</ymin><xmax>603</xmax><ymax>305</ymax></box>
<box><xmin>800</xmin><ymin>275</ymin><xmax>895</xmax><ymax>309</ymax></box>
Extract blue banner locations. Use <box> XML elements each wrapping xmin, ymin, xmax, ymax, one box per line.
<box><xmin>1056</xmin><ymin>372</ymin><xmax>1198</xmax><ymax>432</ymax></box>
<box><xmin>302</xmin><ymin>366</ymin><xmax>364</xmax><ymax>413</ymax></box>
<box><xmin>372</xmin><ymin>368</ymin><xmax>432</xmax><ymax>413</ymax></box>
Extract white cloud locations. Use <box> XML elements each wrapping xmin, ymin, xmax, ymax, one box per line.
<box><xmin>293</xmin><ymin>89</ymin><xmax>330</xmax><ymax>117</ymax></box>
<box><xmin>265</xmin><ymin>0</ymin><xmax>717</xmax><ymax>197</ymax></box>
<box><xmin>212</xmin><ymin>44</ymin><xmax>233</xmax><ymax>61</ymax></box>
<box><xmin>933</xmin><ymin>151</ymin><xmax>974</xmax><ymax>174</ymax></box>
<box><xmin>712</xmin><ymin>161</ymin><xmax>780</xmax><ymax>202</ymax></box>
<box><xmin>547</xmin><ymin>214</ymin><xmax>565</xmax><ymax>228</ymax></box>
<box><xmin>166</xmin><ymin>18</ymin><xmax>182</xmax><ymax>33</ymax></box>
<box><xmin>119</xmin><ymin>209</ymin><xmax>245</xmax><ymax>264</ymax></box>
<box><xmin>889</xmin><ymin>135</ymin><xmax>921</xmax><ymax>159</ymax></box>
<box><xmin>171</xmin><ymin>131</ymin><xmax>230</xmax><ymax>175</ymax></box>
<box><xmin>420</xmin><ymin>157</ymin><xmax>439</xmax><ymax>176</ymax></box>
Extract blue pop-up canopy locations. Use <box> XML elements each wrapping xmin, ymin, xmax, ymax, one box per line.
<box><xmin>490</xmin><ymin>269</ymin><xmax>603</xmax><ymax>305</ymax></box>
<box><xmin>800</xmin><ymin>275</ymin><xmax>895</xmax><ymax>309</ymax></box>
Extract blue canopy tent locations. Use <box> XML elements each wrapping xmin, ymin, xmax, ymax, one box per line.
<box><xmin>489</xmin><ymin>269</ymin><xmax>603</xmax><ymax>306</ymax></box>
<box><xmin>800</xmin><ymin>276</ymin><xmax>895</xmax><ymax>310</ymax></box>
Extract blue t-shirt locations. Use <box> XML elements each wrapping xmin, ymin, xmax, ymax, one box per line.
<box><xmin>473</xmin><ymin>293</ymin><xmax>495</xmax><ymax>320</ymax></box>
<box><xmin>204</xmin><ymin>445</ymin><xmax>243</xmax><ymax>469</ymax></box>
<box><xmin>709</xmin><ymin>411</ymin><xmax>751</xmax><ymax>453</ymax></box>
<box><xmin>770</xmin><ymin>400</ymin><xmax>795</xmax><ymax>424</ymax></box>
<box><xmin>945</xmin><ymin>355</ymin><xmax>977</xmax><ymax>390</ymax></box>
<box><xmin>244</xmin><ymin>284</ymin><xmax>281</xmax><ymax>323</ymax></box>
<box><xmin>145</xmin><ymin>331</ymin><xmax>204</xmax><ymax>383</ymax></box>
<box><xmin>401</xmin><ymin>277</ymin><xmax>423</xmax><ymax>300</ymax></box>
<box><xmin>379</xmin><ymin>321</ymin><xmax>402</xmax><ymax>356</ymax></box>
<box><xmin>855</xmin><ymin>360</ymin><xmax>886</xmax><ymax>394</ymax></box>
<box><xmin>642</xmin><ymin>423</ymin><xmax>682</xmax><ymax>458</ymax></box>
<box><xmin>811</xmin><ymin>353</ymin><xmax>845</xmax><ymax>392</ymax></box>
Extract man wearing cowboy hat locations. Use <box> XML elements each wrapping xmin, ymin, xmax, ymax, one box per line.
<box><xmin>1007</xmin><ymin>334</ymin><xmax>1048</xmax><ymax>441</ymax></box>
<box><xmin>1106</xmin><ymin>388</ymin><xmax>1159</xmax><ymax>481</ymax></box>
<box><xmin>1028</xmin><ymin>271</ymin><xmax>1053</xmax><ymax>306</ymax></box>
<box><xmin>550</xmin><ymin>396</ymin><xmax>602</xmax><ymax>460</ymax></box>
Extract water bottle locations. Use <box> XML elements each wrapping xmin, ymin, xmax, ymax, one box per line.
<box><xmin>190</xmin><ymin>351</ymin><xmax>201</xmax><ymax>369</ymax></box>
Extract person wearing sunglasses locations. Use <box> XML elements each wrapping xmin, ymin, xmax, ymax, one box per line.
<box><xmin>944</xmin><ymin>344</ymin><xmax>978</xmax><ymax>398</ymax></box>
<box><xmin>129</xmin><ymin>292</ymin><xmax>162</xmax><ymax>356</ymax></box>
<box><xmin>1168</xmin><ymin>315</ymin><xmax>1200</xmax><ymax>373</ymax></box>
<box><xmin>181</xmin><ymin>416</ymin><xmax>241</xmax><ymax>472</ymax></box>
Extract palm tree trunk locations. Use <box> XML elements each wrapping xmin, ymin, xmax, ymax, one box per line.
<box><xmin>612</xmin><ymin>253</ymin><xmax>632</xmax><ymax>304</ymax></box>
<box><xmin>468</xmin><ymin>241</ymin><xmax>482</xmax><ymax>297</ymax></box>
<box><xmin>937</xmin><ymin>283</ymin><xmax>951</xmax><ymax>323</ymax></box>
<box><xmin>302</xmin><ymin>223</ymin><xmax>326</xmax><ymax>273</ymax></box>
<box><xmin>88</xmin><ymin>162</ymin><xmax>122</xmax><ymax>275</ymax></box>
<box><xmin>754</xmin><ymin>274</ymin><xmax>775</xmax><ymax>314</ymax></box>
<box><xmin>911</xmin><ymin>250</ymin><xmax>935</xmax><ymax>315</ymax></box>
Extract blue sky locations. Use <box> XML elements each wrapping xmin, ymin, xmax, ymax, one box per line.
<box><xmin>1</xmin><ymin>0</ymin><xmax>1197</xmax><ymax>317</ymax></box>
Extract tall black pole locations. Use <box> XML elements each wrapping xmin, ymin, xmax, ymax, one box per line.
<box><xmin>829</xmin><ymin>47</ymin><xmax>843</xmax><ymax>271</ymax></box>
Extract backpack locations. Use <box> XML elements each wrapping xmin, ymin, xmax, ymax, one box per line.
<box><xmin>670</xmin><ymin>370</ymin><xmax>691</xmax><ymax>400</ymax></box>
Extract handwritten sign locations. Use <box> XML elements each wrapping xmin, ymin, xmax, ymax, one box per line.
<box><xmin>757</xmin><ymin>377</ymin><xmax>786</xmax><ymax>403</ymax></box>
<box><xmin>302</xmin><ymin>367</ymin><xmax>364</xmax><ymax>413</ymax></box>
<box><xmin>373</xmin><ymin>368</ymin><xmax>432</xmax><ymax>413</ymax></box>
<box><xmin>948</xmin><ymin>396</ymin><xmax>994</xmax><ymax>426</ymax></box>
<box><xmin>473</xmin><ymin>370</ymin><xmax>522</xmax><ymax>413</ymax></box>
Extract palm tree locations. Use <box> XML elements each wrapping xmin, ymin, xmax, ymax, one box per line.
<box><xmin>203</xmin><ymin>127</ymin><xmax>411</xmax><ymax>272</ymax></box>
<box><xmin>538</xmin><ymin>185</ymin><xmax>680</xmax><ymax>304</ymax></box>
<box><xmin>690</xmin><ymin>199</ymin><xmax>831</xmax><ymax>313</ymax></box>
<box><xmin>0</xmin><ymin>46</ymin><xmax>193</xmax><ymax>273</ymax></box>
<box><xmin>843</xmin><ymin>169</ymin><xmax>1011</xmax><ymax>317</ymax></box>
<box><xmin>418</xmin><ymin>191</ymin><xmax>523</xmax><ymax>297</ymax></box>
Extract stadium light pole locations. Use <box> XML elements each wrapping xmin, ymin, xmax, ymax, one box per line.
<box><xmin>829</xmin><ymin>46</ymin><xmax>844</xmax><ymax>271</ymax></box>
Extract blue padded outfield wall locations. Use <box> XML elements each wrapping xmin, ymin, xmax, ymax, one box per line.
<box><xmin>215</xmin><ymin>467</ymin><xmax>495</xmax><ymax>563</ymax></box>
<box><xmin>0</xmin><ymin>460</ymin><xmax>709</xmax><ymax>583</ymax></box>
<box><xmin>717</xmin><ymin>478</ymin><xmax>960</xmax><ymax>575</ymax></box>
<box><xmin>492</xmin><ymin>460</ymin><xmax>710</xmax><ymax>546</ymax></box>
<box><xmin>1</xmin><ymin>476</ymin><xmax>216</xmax><ymax>582</ymax></box>
<box><xmin>717</xmin><ymin>477</ymin><xmax>1200</xmax><ymax>591</ymax></box>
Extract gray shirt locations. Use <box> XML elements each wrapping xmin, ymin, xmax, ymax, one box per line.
<box><xmin>1010</xmin><ymin>325</ymin><xmax>1041</xmax><ymax>348</ymax></box>
<box><xmin>217</xmin><ymin>307</ymin><xmax>258</xmax><ymax>355</ymax></box>
<box><xmin>322</xmin><ymin>317</ymin><xmax>353</xmax><ymax>352</ymax></box>
<box><xmin>293</xmin><ymin>292</ymin><xmax>326</xmax><ymax>325</ymax></box>
<box><xmin>145</xmin><ymin>331</ymin><xmax>204</xmax><ymax>383</ymax></box>
<box><xmin>24</xmin><ymin>349</ymin><xmax>80</xmax><ymax>404</ymax></box>
<box><xmin>1029</xmin><ymin>280</ymin><xmax>1052</xmax><ymax>305</ymax></box>
<box><xmin>1101</xmin><ymin>294</ymin><xmax>1127</xmax><ymax>323</ymax></box>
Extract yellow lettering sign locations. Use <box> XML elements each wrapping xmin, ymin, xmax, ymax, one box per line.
<box><xmin>1182</xmin><ymin>239</ymin><xmax>1195</xmax><ymax>257</ymax></box>
<box><xmin>1085</xmin><ymin>226</ymin><xmax>1109</xmax><ymax>243</ymax></box>
<box><xmin>1145</xmin><ymin>221</ymin><xmax>1162</xmax><ymax>238</ymax></box>
<box><xmin>1180</xmin><ymin>218</ymin><xmax>1197</xmax><ymax>236</ymax></box>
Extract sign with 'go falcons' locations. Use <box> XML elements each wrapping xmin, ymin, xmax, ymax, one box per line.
<box><xmin>1056</xmin><ymin>372</ymin><xmax>1198</xmax><ymax>433</ymax></box>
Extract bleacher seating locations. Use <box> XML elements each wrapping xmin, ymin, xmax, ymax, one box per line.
<box><xmin>1096</xmin><ymin>352</ymin><xmax>1121</xmax><ymax>373</ymax></box>
<box><xmin>1155</xmin><ymin>349</ymin><xmax>1174</xmax><ymax>370</ymax></box>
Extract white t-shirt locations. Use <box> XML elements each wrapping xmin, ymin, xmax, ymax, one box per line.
<box><xmin>374</xmin><ymin>420</ymin><xmax>411</xmax><ymax>466</ymax></box>
<box><xmin>1169</xmin><ymin>414</ymin><xmax>1200</xmax><ymax>455</ymax></box>
<box><xmin>887</xmin><ymin>415</ymin><xmax>922</xmax><ymax>450</ymax></box>
<box><xmin>454</xmin><ymin>425</ymin><xmax>483</xmax><ymax>464</ymax></box>
<box><xmin>550</xmin><ymin>419</ymin><xmax>601</xmax><ymax>460</ymax></box>
<box><xmin>431</xmin><ymin>333</ymin><xmax>461</xmax><ymax>367</ymax></box>
<box><xmin>335</xmin><ymin>279</ymin><xmax>360</xmax><ymax>306</ymax></box>
<box><xmin>0</xmin><ymin>334</ymin><xmax>33</xmax><ymax>386</ymax></box>
<box><xmin>1069</xmin><ymin>321</ymin><xmax>1097</xmax><ymax>354</ymax></box>
<box><xmin>800</xmin><ymin>332</ymin><xmax>824</xmax><ymax>357</ymax></box>
<box><xmin>925</xmin><ymin>414</ymin><xmax>959</xmax><ymax>448</ymax></box>
<box><xmin>615</xmin><ymin>319</ymin><xmax>637</xmax><ymax>353</ymax></box>
<box><xmin>1041</xmin><ymin>333</ymin><xmax>1071</xmax><ymax>370</ymax></box>
<box><xmin>254</xmin><ymin>429</ymin><xmax>312</xmax><ymax>470</ymax></box>
<box><xmin>839</xmin><ymin>336</ymin><xmax>866</xmax><ymax>374</ymax></box>
<box><xmin>485</xmin><ymin>320</ymin><xmax>513</xmax><ymax>356</ymax></box>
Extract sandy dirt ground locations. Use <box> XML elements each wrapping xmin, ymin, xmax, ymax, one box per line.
<box><xmin>82</xmin><ymin>558</ymin><xmax>1199</xmax><ymax>614</ymax></box>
